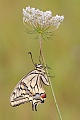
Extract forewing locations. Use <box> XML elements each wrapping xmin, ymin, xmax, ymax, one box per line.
<box><xmin>40</xmin><ymin>73</ymin><xmax>49</xmax><ymax>86</ymax></box>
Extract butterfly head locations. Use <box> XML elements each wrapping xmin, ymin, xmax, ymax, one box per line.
<box><xmin>35</xmin><ymin>64</ymin><xmax>44</xmax><ymax>69</ymax></box>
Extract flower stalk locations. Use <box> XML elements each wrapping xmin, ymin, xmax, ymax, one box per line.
<box><xmin>39</xmin><ymin>34</ymin><xmax>44</xmax><ymax>64</ymax></box>
<box><xmin>39</xmin><ymin>34</ymin><xmax>62</xmax><ymax>120</ymax></box>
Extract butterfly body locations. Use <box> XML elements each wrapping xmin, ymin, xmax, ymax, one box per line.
<box><xmin>10</xmin><ymin>64</ymin><xmax>49</xmax><ymax>111</ymax></box>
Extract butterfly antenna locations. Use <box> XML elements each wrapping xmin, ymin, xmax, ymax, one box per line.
<box><xmin>39</xmin><ymin>55</ymin><xmax>41</xmax><ymax>64</ymax></box>
<box><xmin>28</xmin><ymin>52</ymin><xmax>35</xmax><ymax>65</ymax></box>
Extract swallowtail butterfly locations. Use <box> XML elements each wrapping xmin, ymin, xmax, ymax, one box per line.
<box><xmin>10</xmin><ymin>53</ymin><xmax>49</xmax><ymax>111</ymax></box>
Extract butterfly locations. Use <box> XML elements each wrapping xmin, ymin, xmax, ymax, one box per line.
<box><xmin>10</xmin><ymin>52</ymin><xmax>49</xmax><ymax>111</ymax></box>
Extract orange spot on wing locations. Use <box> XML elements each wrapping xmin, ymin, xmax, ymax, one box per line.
<box><xmin>41</xmin><ymin>93</ymin><xmax>46</xmax><ymax>98</ymax></box>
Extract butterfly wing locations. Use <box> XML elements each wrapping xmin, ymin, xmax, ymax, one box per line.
<box><xmin>10</xmin><ymin>69</ymin><xmax>46</xmax><ymax>110</ymax></box>
<box><xmin>40</xmin><ymin>72</ymin><xmax>49</xmax><ymax>86</ymax></box>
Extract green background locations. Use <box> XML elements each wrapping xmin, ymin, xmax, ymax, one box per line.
<box><xmin>0</xmin><ymin>0</ymin><xmax>80</xmax><ymax>120</ymax></box>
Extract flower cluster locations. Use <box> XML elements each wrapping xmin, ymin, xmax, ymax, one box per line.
<box><xmin>23</xmin><ymin>6</ymin><xmax>64</xmax><ymax>30</ymax></box>
<box><xmin>23</xmin><ymin>6</ymin><xmax>64</xmax><ymax>39</ymax></box>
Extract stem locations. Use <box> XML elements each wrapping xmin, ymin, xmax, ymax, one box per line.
<box><xmin>39</xmin><ymin>34</ymin><xmax>63</xmax><ymax>120</ymax></box>
<box><xmin>39</xmin><ymin>34</ymin><xmax>45</xmax><ymax>64</ymax></box>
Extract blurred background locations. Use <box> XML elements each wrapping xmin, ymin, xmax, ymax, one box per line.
<box><xmin>0</xmin><ymin>0</ymin><xmax>80</xmax><ymax>120</ymax></box>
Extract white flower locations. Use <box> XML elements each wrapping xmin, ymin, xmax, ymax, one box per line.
<box><xmin>23</xmin><ymin>6</ymin><xmax>64</xmax><ymax>36</ymax></box>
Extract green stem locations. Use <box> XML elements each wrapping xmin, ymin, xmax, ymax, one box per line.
<box><xmin>39</xmin><ymin>34</ymin><xmax>44</xmax><ymax>64</ymax></box>
<box><xmin>39</xmin><ymin>34</ymin><xmax>63</xmax><ymax>120</ymax></box>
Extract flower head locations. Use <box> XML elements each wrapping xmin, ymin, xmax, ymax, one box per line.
<box><xmin>23</xmin><ymin>6</ymin><xmax>64</xmax><ymax>39</ymax></box>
